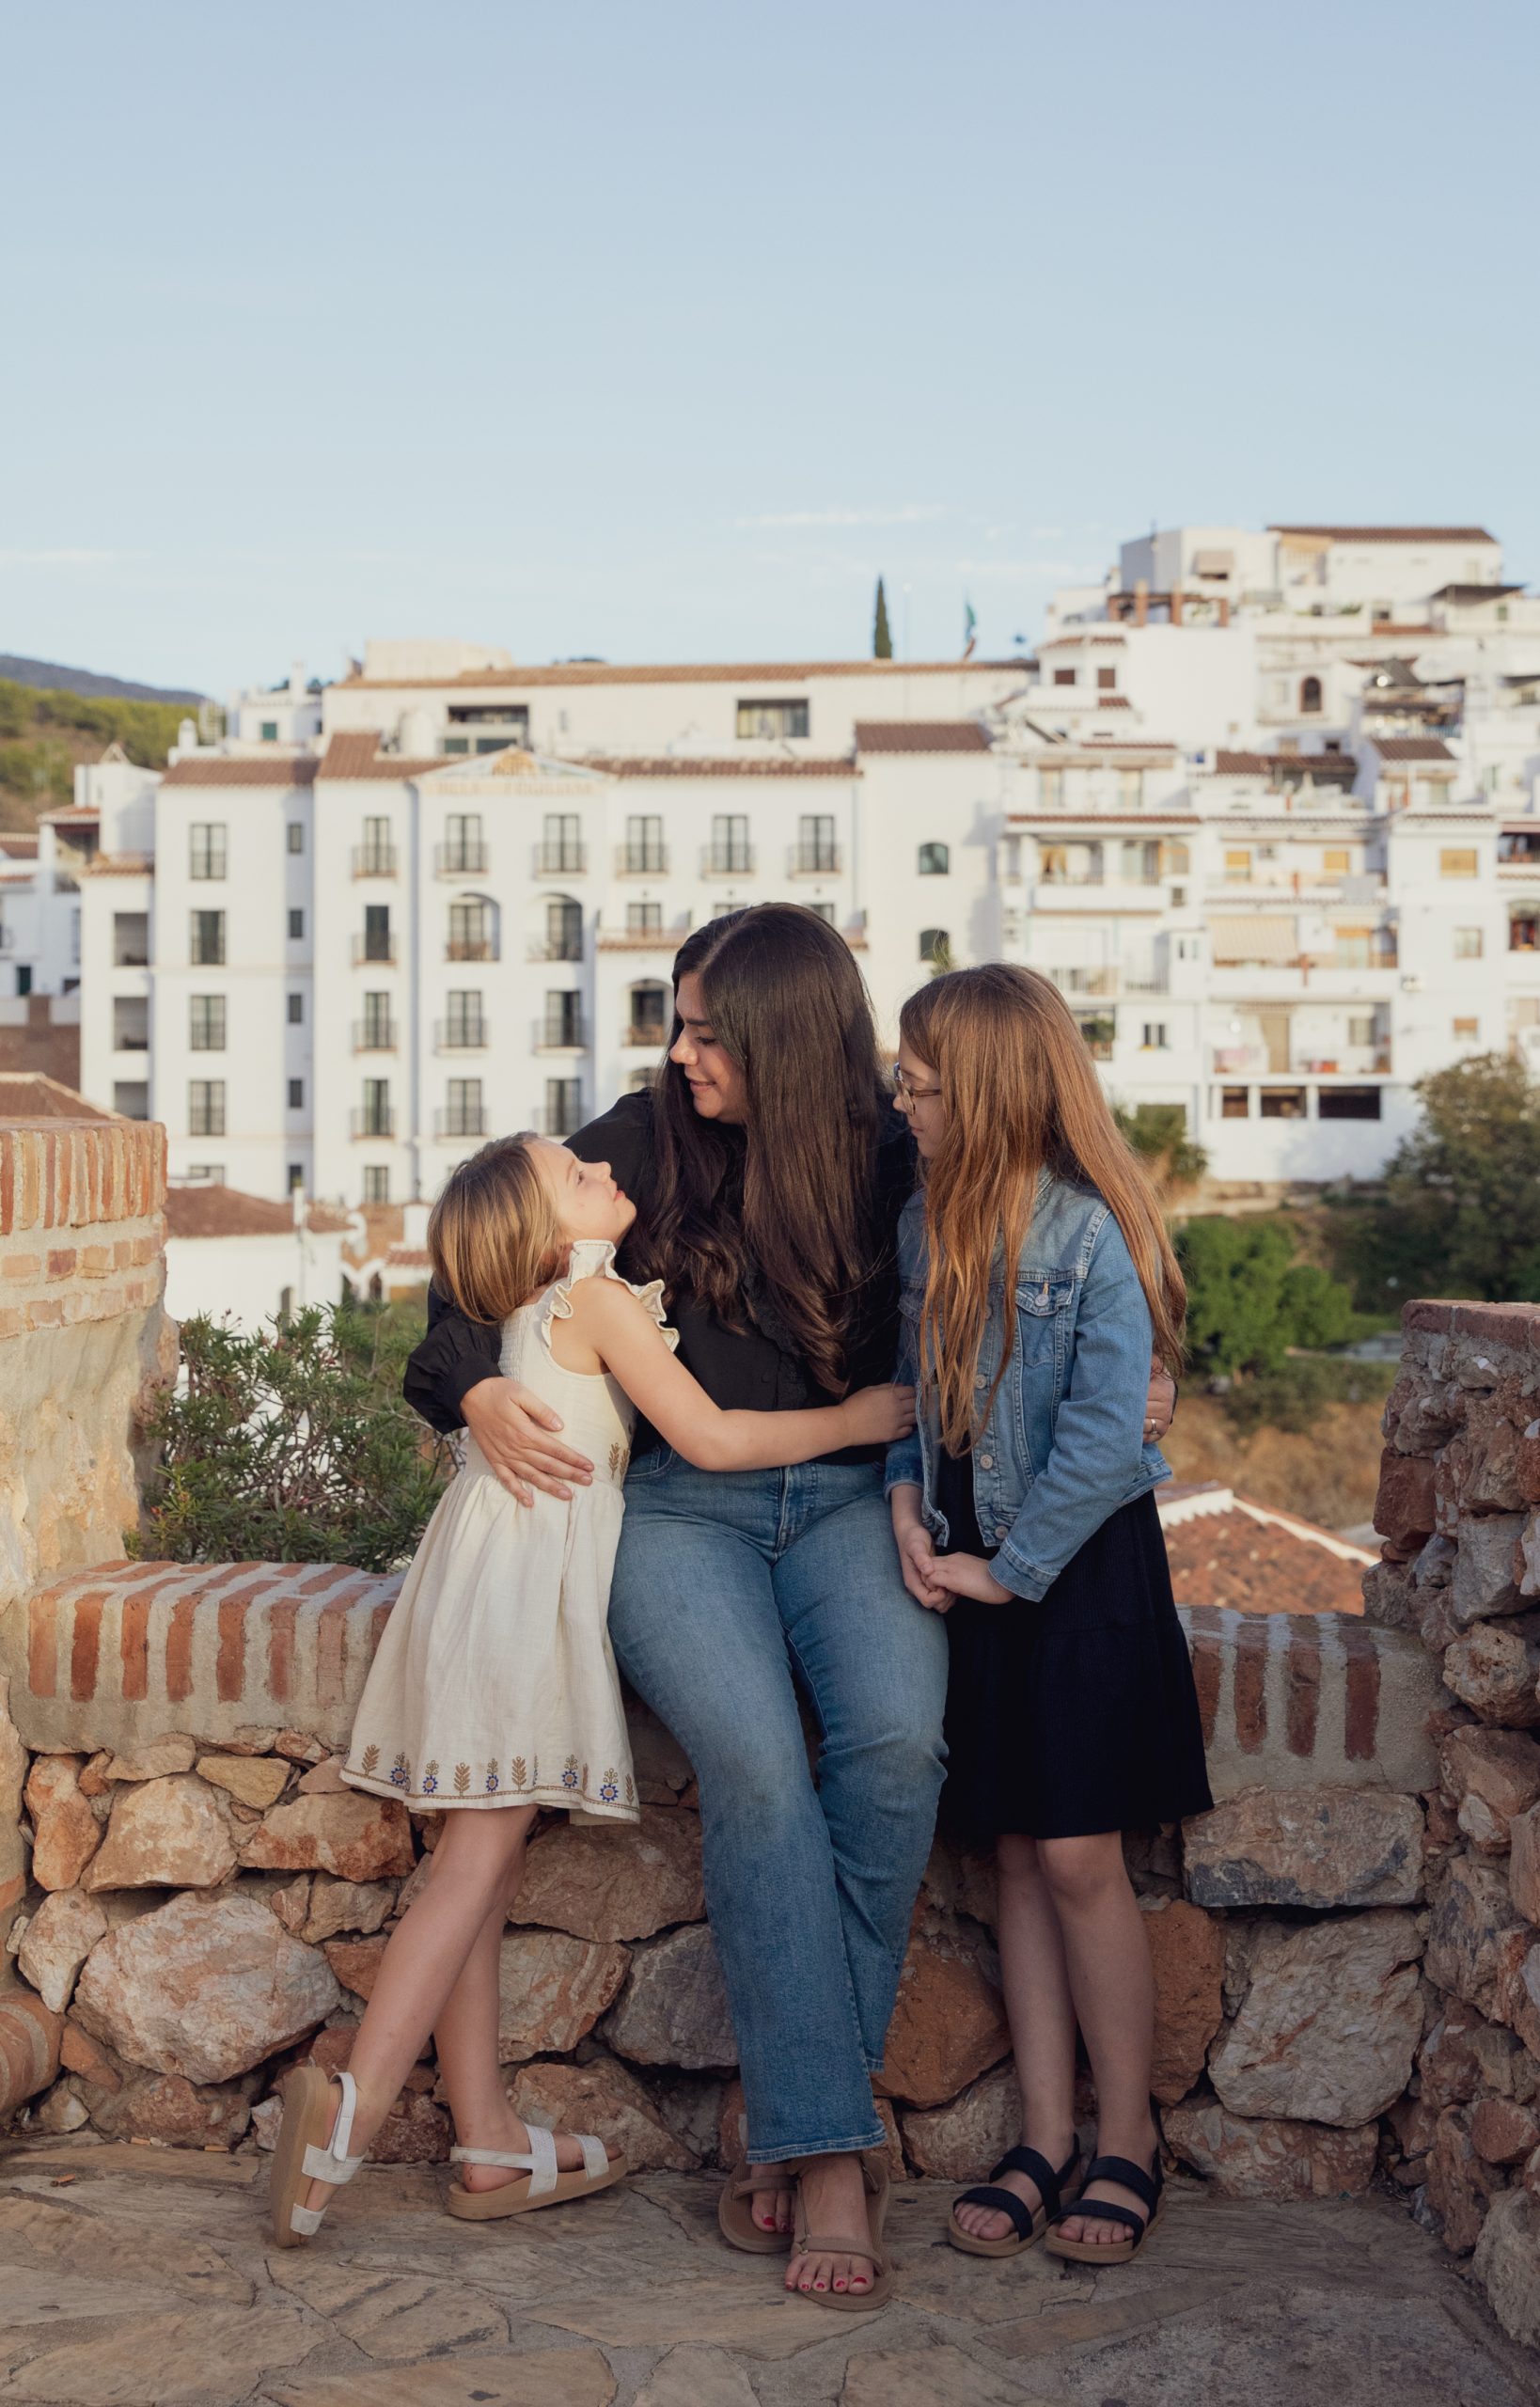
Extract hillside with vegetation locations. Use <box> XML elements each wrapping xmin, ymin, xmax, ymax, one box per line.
<box><xmin>0</xmin><ymin>677</ymin><xmax>196</xmax><ymax>830</ymax></box>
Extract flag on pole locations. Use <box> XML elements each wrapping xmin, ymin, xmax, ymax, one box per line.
<box><xmin>962</xmin><ymin>599</ymin><xmax>977</xmax><ymax>659</ymax></box>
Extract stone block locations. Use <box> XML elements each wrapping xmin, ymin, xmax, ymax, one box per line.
<box><xmin>1503</xmin><ymin>1943</ymin><xmax>1540</xmax><ymax>2059</ymax></box>
<box><xmin>1141</xmin><ymin>1896</ymin><xmax>1224</xmax><ymax>2102</ymax></box>
<box><xmin>242</xmin><ymin>1789</ymin><xmax>416</xmax><ymax>1881</ymax></box>
<box><xmin>1440</xmin><ymin>1727</ymin><xmax>1540</xmax><ymax>1852</ymax></box>
<box><xmin>510</xmin><ymin>2053</ymin><xmax>694</xmax><ymax>2173</ymax></box>
<box><xmin>91</xmin><ymin>2068</ymin><xmax>255</xmax><ymax>2147</ymax></box>
<box><xmin>1452</xmin><ymin>1512</ymin><xmax>1528</xmax><ymax>1626</ymax></box>
<box><xmin>1420</xmin><ymin>1999</ymin><xmax>1531</xmax><ymax>2109</ymax></box>
<box><xmin>71</xmin><ymin>1889</ymin><xmax>340</xmax><ymax>2083</ymax></box>
<box><xmin>1209</xmin><ymin>1910</ymin><xmax>1422</xmax><ymax>2127</ymax></box>
<box><xmin>24</xmin><ymin>1753</ymin><xmax>101</xmax><ymax>1892</ymax></box>
<box><xmin>601</xmin><ymin>1923</ymin><xmax>734</xmax><ymax>2070</ymax></box>
<box><xmin>196</xmin><ymin>1753</ymin><xmax>291</xmax><ymax>1809</ymax></box>
<box><xmin>899</xmin><ymin>2060</ymin><xmax>1022</xmax><ymax>2179</ymax></box>
<box><xmin>1473</xmin><ymin>2181</ymin><xmax>1540</xmax><ymax>2345</ymax></box>
<box><xmin>1442</xmin><ymin>1617</ymin><xmax>1540</xmax><ymax>1726</ymax></box>
<box><xmin>301</xmin><ymin>1874</ymin><xmax>394</xmax><ymax>1944</ymax></box>
<box><xmin>1178</xmin><ymin>1610</ymin><xmax>1439</xmax><ymax>1801</ymax></box>
<box><xmin>1510</xmin><ymin>1801</ymin><xmax>1540</xmax><ymax>1922</ymax></box>
<box><xmin>873</xmin><ymin>1915</ymin><xmax>1009</xmax><ymax>2110</ymax></box>
<box><xmin>1426</xmin><ymin>1854</ymin><xmax>1530</xmax><ymax>2022</ymax></box>
<box><xmin>83</xmin><ymin>1771</ymin><xmax>238</xmax><ymax>1891</ymax></box>
<box><xmin>58</xmin><ymin>2016</ymin><xmax>121</xmax><ymax>2090</ymax></box>
<box><xmin>1469</xmin><ymin>2096</ymin><xmax>1540</xmax><ymax>2165</ymax></box>
<box><xmin>496</xmin><ymin>1928</ymin><xmax>631</xmax><ymax>2063</ymax></box>
<box><xmin>1427</xmin><ymin>2105</ymin><xmax>1505</xmax><ymax>2254</ymax></box>
<box><xmin>102</xmin><ymin>1734</ymin><xmax>198</xmax><ymax>1782</ymax></box>
<box><xmin>322</xmin><ymin>1934</ymin><xmax>386</xmax><ymax>2000</ymax></box>
<box><xmin>510</xmin><ymin>1806</ymin><xmax>704</xmax><ymax>1943</ymax></box>
<box><xmin>1160</xmin><ymin>2098</ymin><xmax>1377</xmax><ymax>2198</ymax></box>
<box><xmin>15</xmin><ymin>1886</ymin><xmax>106</xmax><ymax>2012</ymax></box>
<box><xmin>1374</xmin><ymin>1448</ymin><xmax>1437</xmax><ymax>1554</ymax></box>
<box><xmin>1182</xmin><ymin>1783</ymin><xmax>1424</xmax><ymax>1911</ymax></box>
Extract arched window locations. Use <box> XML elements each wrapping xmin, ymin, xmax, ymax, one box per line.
<box><xmin>919</xmin><ymin>928</ymin><xmax>951</xmax><ymax>968</ymax></box>
<box><xmin>918</xmin><ymin>842</ymin><xmax>950</xmax><ymax>875</ymax></box>
<box><xmin>1300</xmin><ymin>675</ymin><xmax>1323</xmax><ymax>714</ymax></box>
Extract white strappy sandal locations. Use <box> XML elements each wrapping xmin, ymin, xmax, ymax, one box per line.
<box><xmin>445</xmin><ymin>2122</ymin><xmax>626</xmax><ymax>2220</ymax></box>
<box><xmin>270</xmin><ymin>2065</ymin><xmax>368</xmax><ymax>2248</ymax></box>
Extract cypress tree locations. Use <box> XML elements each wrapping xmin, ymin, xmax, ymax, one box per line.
<box><xmin>873</xmin><ymin>577</ymin><xmax>893</xmax><ymax>659</ymax></box>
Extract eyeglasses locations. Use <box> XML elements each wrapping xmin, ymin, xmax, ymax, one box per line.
<box><xmin>892</xmin><ymin>1063</ymin><xmax>942</xmax><ymax>1104</ymax></box>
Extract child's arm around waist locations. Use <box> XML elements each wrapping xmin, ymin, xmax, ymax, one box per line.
<box><xmin>564</xmin><ymin>1276</ymin><xmax>915</xmax><ymax>1468</ymax></box>
<box><xmin>993</xmin><ymin>1213</ymin><xmax>1159</xmax><ymax>1602</ymax></box>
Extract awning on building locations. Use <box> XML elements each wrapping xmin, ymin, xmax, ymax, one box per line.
<box><xmin>1209</xmin><ymin>915</ymin><xmax>1299</xmax><ymax>966</ymax></box>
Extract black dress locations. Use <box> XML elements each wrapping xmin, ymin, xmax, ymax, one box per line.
<box><xmin>935</xmin><ymin>1445</ymin><xmax>1213</xmax><ymax>1844</ymax></box>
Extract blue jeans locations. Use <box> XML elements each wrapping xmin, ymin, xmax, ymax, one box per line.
<box><xmin>608</xmin><ymin>1453</ymin><xmax>949</xmax><ymax>2165</ymax></box>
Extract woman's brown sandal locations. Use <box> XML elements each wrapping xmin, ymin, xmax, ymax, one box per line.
<box><xmin>717</xmin><ymin>2158</ymin><xmax>800</xmax><ymax>2254</ymax></box>
<box><xmin>788</xmin><ymin>2150</ymin><xmax>892</xmax><ymax>2310</ymax></box>
<box><xmin>1044</xmin><ymin>2149</ymin><xmax>1163</xmax><ymax>2264</ymax></box>
<box><xmin>948</xmin><ymin>2142</ymin><xmax>1081</xmax><ymax>2258</ymax></box>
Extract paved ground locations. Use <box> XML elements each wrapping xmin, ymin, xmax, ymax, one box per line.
<box><xmin>0</xmin><ymin>2139</ymin><xmax>1534</xmax><ymax>2406</ymax></box>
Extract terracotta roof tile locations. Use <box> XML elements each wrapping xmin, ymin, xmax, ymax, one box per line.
<box><xmin>583</xmin><ymin>754</ymin><xmax>858</xmax><ymax>779</ymax></box>
<box><xmin>1270</xmin><ymin>524</ymin><xmax>1498</xmax><ymax>545</ymax></box>
<box><xmin>165</xmin><ymin>1184</ymin><xmax>351</xmax><ymax>1238</ymax></box>
<box><xmin>1371</xmin><ymin>737</ymin><xmax>1456</xmax><ymax>763</ymax></box>
<box><xmin>319</xmin><ymin>733</ymin><xmax>446</xmax><ymax>780</ymax></box>
<box><xmin>0</xmin><ymin>833</ymin><xmax>39</xmax><ymax>857</ymax></box>
<box><xmin>338</xmin><ymin>658</ymin><xmax>1018</xmax><ymax>692</ymax></box>
<box><xmin>1157</xmin><ymin>1483</ymin><xmax>1370</xmax><ymax>1615</ymax></box>
<box><xmin>161</xmin><ymin>754</ymin><xmax>319</xmax><ymax>789</ymax></box>
<box><xmin>0</xmin><ymin>1073</ymin><xmax>108</xmax><ymax>1121</ymax></box>
<box><xmin>855</xmin><ymin>721</ymin><xmax>992</xmax><ymax>754</ymax></box>
<box><xmin>1212</xmin><ymin>750</ymin><xmax>1358</xmax><ymax>780</ymax></box>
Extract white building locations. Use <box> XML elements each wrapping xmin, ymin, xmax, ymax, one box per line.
<box><xmin>70</xmin><ymin>525</ymin><xmax>1540</xmax><ymax>1200</ymax></box>
<box><xmin>163</xmin><ymin>1184</ymin><xmax>351</xmax><ymax>1329</ymax></box>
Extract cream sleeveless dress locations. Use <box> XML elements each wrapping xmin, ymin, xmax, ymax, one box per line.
<box><xmin>341</xmin><ymin>1240</ymin><xmax>675</xmax><ymax>1824</ymax></box>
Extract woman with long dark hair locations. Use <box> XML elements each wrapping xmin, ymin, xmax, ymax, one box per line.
<box><xmin>406</xmin><ymin>904</ymin><xmax>1174</xmax><ymax>2306</ymax></box>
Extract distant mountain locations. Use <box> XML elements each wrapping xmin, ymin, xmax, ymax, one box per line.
<box><xmin>0</xmin><ymin>653</ymin><xmax>205</xmax><ymax>706</ymax></box>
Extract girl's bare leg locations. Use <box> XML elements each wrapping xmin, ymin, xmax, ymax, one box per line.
<box><xmin>1036</xmin><ymin>1832</ymin><xmax>1157</xmax><ymax>2248</ymax></box>
<box><xmin>298</xmin><ymin>1804</ymin><xmax>536</xmax><ymax>2213</ymax></box>
<box><xmin>952</xmin><ymin>1833</ymin><xmax>1080</xmax><ymax>2242</ymax></box>
<box><xmin>432</xmin><ymin>1843</ymin><xmax>620</xmax><ymax>2194</ymax></box>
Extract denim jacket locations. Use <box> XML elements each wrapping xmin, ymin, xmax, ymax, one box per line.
<box><xmin>885</xmin><ymin>1172</ymin><xmax>1170</xmax><ymax>1602</ymax></box>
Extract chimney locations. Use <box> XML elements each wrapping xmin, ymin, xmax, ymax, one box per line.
<box><xmin>1134</xmin><ymin>579</ymin><xmax>1149</xmax><ymax>628</ymax></box>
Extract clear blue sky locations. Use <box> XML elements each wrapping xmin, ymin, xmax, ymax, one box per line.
<box><xmin>4</xmin><ymin>0</ymin><xmax>1536</xmax><ymax>696</ymax></box>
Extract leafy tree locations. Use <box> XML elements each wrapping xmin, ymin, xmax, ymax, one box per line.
<box><xmin>873</xmin><ymin>577</ymin><xmax>893</xmax><ymax>660</ymax></box>
<box><xmin>1114</xmin><ymin>1102</ymin><xmax>1207</xmax><ymax>1189</ymax></box>
<box><xmin>131</xmin><ymin>1300</ymin><xmax>448</xmax><ymax>1572</ymax></box>
<box><xmin>1178</xmin><ymin>1215</ymin><xmax>1361</xmax><ymax>1378</ymax></box>
<box><xmin>1332</xmin><ymin>1053</ymin><xmax>1540</xmax><ymax>1314</ymax></box>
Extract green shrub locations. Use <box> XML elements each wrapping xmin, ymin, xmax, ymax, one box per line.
<box><xmin>131</xmin><ymin>1300</ymin><xmax>448</xmax><ymax>1573</ymax></box>
<box><xmin>1178</xmin><ymin>1214</ymin><xmax>1365</xmax><ymax>1378</ymax></box>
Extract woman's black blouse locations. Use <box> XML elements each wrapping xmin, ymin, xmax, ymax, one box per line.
<box><xmin>401</xmin><ymin>1089</ymin><xmax>918</xmax><ymax>1467</ymax></box>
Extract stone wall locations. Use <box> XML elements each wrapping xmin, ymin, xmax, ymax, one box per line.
<box><xmin>1367</xmin><ymin>1299</ymin><xmax>1540</xmax><ymax>2343</ymax></box>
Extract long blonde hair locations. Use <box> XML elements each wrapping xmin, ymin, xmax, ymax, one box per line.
<box><xmin>899</xmin><ymin>966</ymin><xmax>1186</xmax><ymax>1453</ymax></box>
<box><xmin>427</xmin><ymin>1135</ymin><xmax>565</xmax><ymax>1325</ymax></box>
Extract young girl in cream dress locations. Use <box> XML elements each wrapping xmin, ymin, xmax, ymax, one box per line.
<box><xmin>269</xmin><ymin>1132</ymin><xmax>913</xmax><ymax>2247</ymax></box>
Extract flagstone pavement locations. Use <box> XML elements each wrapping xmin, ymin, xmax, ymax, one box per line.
<box><xmin>0</xmin><ymin>2140</ymin><xmax>1534</xmax><ymax>2407</ymax></box>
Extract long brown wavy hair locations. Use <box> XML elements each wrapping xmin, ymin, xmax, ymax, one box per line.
<box><xmin>633</xmin><ymin>905</ymin><xmax>884</xmax><ymax>1395</ymax></box>
<box><xmin>899</xmin><ymin>964</ymin><xmax>1186</xmax><ymax>1453</ymax></box>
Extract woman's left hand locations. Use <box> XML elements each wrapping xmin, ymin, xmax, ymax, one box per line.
<box><xmin>926</xmin><ymin>1552</ymin><xmax>1014</xmax><ymax>1605</ymax></box>
<box><xmin>1144</xmin><ymin>1359</ymin><xmax>1177</xmax><ymax>1443</ymax></box>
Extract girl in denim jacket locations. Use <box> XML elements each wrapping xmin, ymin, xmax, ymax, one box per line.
<box><xmin>886</xmin><ymin>966</ymin><xmax>1210</xmax><ymax>2268</ymax></box>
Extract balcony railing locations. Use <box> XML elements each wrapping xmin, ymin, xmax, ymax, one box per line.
<box><xmin>535</xmin><ymin>1099</ymin><xmax>583</xmax><ymax>1138</ymax></box>
<box><xmin>350</xmin><ymin>1108</ymin><xmax>396</xmax><ymax>1140</ymax></box>
<box><xmin>789</xmin><ymin>843</ymin><xmax>840</xmax><ymax>875</ymax></box>
<box><xmin>113</xmin><ymin>1027</ymin><xmax>150</xmax><ymax>1052</ymax></box>
<box><xmin>351</xmin><ymin>845</ymin><xmax>399</xmax><ymax>878</ymax></box>
<box><xmin>1045</xmin><ymin>967</ymin><xmax>1117</xmax><ymax>998</ymax></box>
<box><xmin>435</xmin><ymin>1108</ymin><xmax>487</xmax><ymax>1140</ymax></box>
<box><xmin>623</xmin><ymin>1021</ymin><xmax>670</xmax><ymax>1049</ymax></box>
<box><xmin>435</xmin><ymin>1019</ymin><xmax>489</xmax><ymax>1051</ymax></box>
<box><xmin>528</xmin><ymin>936</ymin><xmax>585</xmax><ymax>962</ymax></box>
<box><xmin>352</xmin><ymin>935</ymin><xmax>396</xmax><ymax>966</ymax></box>
<box><xmin>534</xmin><ymin>1016</ymin><xmax>587</xmax><ymax>1052</ymax></box>
<box><xmin>447</xmin><ymin>936</ymin><xmax>498</xmax><ymax>962</ymax></box>
<box><xmin>353</xmin><ymin>1019</ymin><xmax>398</xmax><ymax>1052</ymax></box>
<box><xmin>536</xmin><ymin>845</ymin><xmax>587</xmax><ymax>876</ymax></box>
<box><xmin>434</xmin><ymin>842</ymin><xmax>489</xmax><ymax>876</ymax></box>
<box><xmin>616</xmin><ymin>844</ymin><xmax>668</xmax><ymax>876</ymax></box>
<box><xmin>702</xmin><ymin>845</ymin><xmax>754</xmax><ymax>876</ymax></box>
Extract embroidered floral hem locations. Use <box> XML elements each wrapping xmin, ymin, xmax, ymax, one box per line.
<box><xmin>340</xmin><ymin>1746</ymin><xmax>638</xmax><ymax>1821</ymax></box>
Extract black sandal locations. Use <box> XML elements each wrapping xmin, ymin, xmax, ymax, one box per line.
<box><xmin>1044</xmin><ymin>2149</ymin><xmax>1163</xmax><ymax>2263</ymax></box>
<box><xmin>947</xmin><ymin>2142</ymin><xmax>1081</xmax><ymax>2258</ymax></box>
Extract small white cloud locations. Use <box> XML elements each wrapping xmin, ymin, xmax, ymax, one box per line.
<box><xmin>731</xmin><ymin>503</ymin><xmax>947</xmax><ymax>530</ymax></box>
